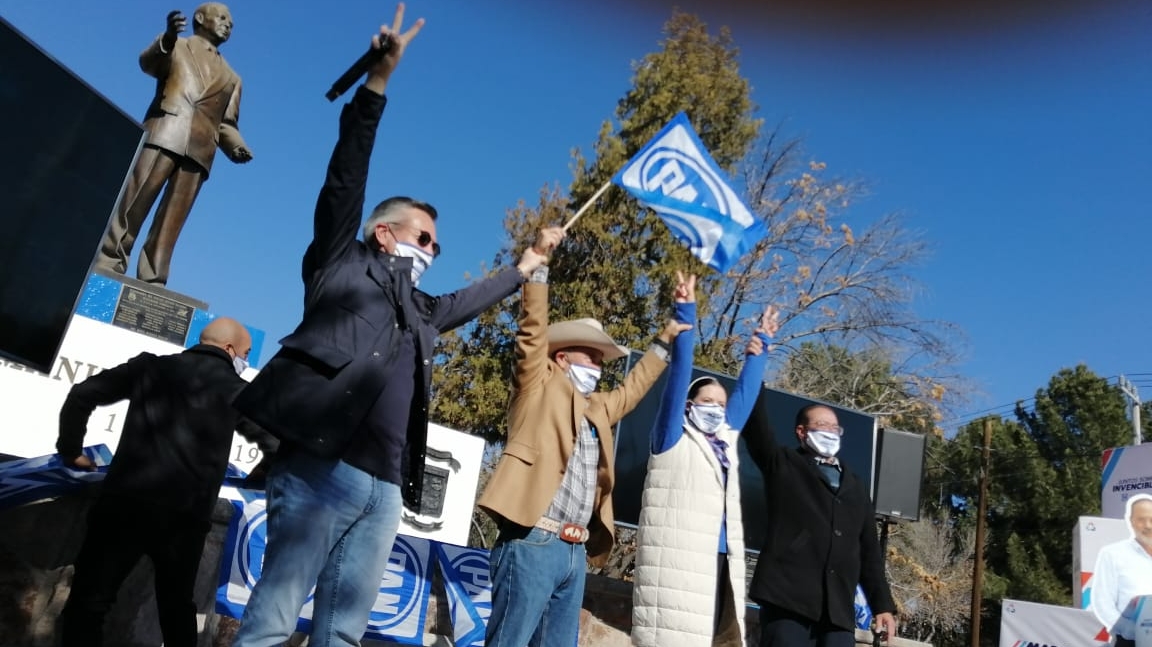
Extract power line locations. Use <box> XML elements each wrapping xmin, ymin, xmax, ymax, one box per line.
<box><xmin>937</xmin><ymin>373</ymin><xmax>1149</xmax><ymax>431</ymax></box>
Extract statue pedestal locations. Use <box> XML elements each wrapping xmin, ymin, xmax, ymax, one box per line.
<box><xmin>88</xmin><ymin>268</ymin><xmax>210</xmax><ymax>347</ymax></box>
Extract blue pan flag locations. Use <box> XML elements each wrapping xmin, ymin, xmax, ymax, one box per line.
<box><xmin>612</xmin><ymin>112</ymin><xmax>767</xmax><ymax>272</ymax></box>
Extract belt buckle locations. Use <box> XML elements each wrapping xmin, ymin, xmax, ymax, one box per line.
<box><xmin>559</xmin><ymin>522</ymin><xmax>589</xmax><ymax>544</ymax></box>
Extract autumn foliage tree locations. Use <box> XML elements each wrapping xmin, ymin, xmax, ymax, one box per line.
<box><xmin>433</xmin><ymin>10</ymin><xmax>960</xmax><ymax>441</ymax></box>
<box><xmin>430</xmin><ymin>13</ymin><xmax>964</xmax><ymax>605</ymax></box>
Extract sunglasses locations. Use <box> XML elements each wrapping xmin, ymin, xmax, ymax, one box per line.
<box><xmin>390</xmin><ymin>221</ymin><xmax>441</xmax><ymax>257</ymax></box>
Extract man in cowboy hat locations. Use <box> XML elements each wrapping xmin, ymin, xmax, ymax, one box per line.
<box><xmin>479</xmin><ymin>267</ymin><xmax>691</xmax><ymax>647</ymax></box>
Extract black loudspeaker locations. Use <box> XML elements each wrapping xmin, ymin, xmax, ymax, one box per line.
<box><xmin>873</xmin><ymin>428</ymin><xmax>926</xmax><ymax>521</ymax></box>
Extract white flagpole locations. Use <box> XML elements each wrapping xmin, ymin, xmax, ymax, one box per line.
<box><xmin>562</xmin><ymin>180</ymin><xmax>613</xmax><ymax>232</ymax></box>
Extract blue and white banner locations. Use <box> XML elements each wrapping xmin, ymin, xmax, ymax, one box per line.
<box><xmin>612</xmin><ymin>112</ymin><xmax>767</xmax><ymax>273</ymax></box>
<box><xmin>216</xmin><ymin>496</ymin><xmax>433</xmax><ymax>644</ymax></box>
<box><xmin>436</xmin><ymin>543</ymin><xmax>493</xmax><ymax>647</ymax></box>
<box><xmin>0</xmin><ymin>444</ymin><xmax>112</xmax><ymax>510</ymax></box>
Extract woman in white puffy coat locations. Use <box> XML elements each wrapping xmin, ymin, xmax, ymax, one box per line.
<box><xmin>632</xmin><ymin>273</ymin><xmax>778</xmax><ymax>647</ymax></box>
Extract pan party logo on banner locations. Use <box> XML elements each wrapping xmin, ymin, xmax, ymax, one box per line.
<box><xmin>219</xmin><ymin>497</ymin><xmax>432</xmax><ymax>643</ymax></box>
<box><xmin>436</xmin><ymin>543</ymin><xmax>492</xmax><ymax>647</ymax></box>
<box><xmin>370</xmin><ymin>537</ymin><xmax>433</xmax><ymax>639</ymax></box>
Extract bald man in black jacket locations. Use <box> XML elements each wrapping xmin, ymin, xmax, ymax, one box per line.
<box><xmin>55</xmin><ymin>317</ymin><xmax>276</xmax><ymax>647</ymax></box>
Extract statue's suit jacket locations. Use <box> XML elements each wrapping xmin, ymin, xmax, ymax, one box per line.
<box><xmin>139</xmin><ymin>33</ymin><xmax>244</xmax><ymax>175</ymax></box>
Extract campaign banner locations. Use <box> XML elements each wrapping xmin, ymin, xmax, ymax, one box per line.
<box><xmin>999</xmin><ymin>598</ymin><xmax>1110</xmax><ymax>647</ymax></box>
<box><xmin>216</xmin><ymin>496</ymin><xmax>433</xmax><ymax>643</ymax></box>
<box><xmin>436</xmin><ymin>543</ymin><xmax>492</xmax><ymax>647</ymax></box>
<box><xmin>1101</xmin><ymin>444</ymin><xmax>1152</xmax><ymax>519</ymax></box>
<box><xmin>1072</xmin><ymin>516</ymin><xmax>1129</xmax><ymax>608</ymax></box>
<box><xmin>0</xmin><ymin>444</ymin><xmax>112</xmax><ymax>510</ymax></box>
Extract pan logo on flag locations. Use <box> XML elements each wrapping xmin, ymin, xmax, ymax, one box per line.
<box><xmin>638</xmin><ymin>146</ymin><xmax>733</xmax><ymax>218</ymax></box>
<box><xmin>612</xmin><ymin>112</ymin><xmax>767</xmax><ymax>273</ymax></box>
<box><xmin>636</xmin><ymin>147</ymin><xmax>729</xmax><ymax>252</ymax></box>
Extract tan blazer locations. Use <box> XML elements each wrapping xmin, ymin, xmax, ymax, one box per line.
<box><xmin>139</xmin><ymin>34</ymin><xmax>245</xmax><ymax>175</ymax></box>
<box><xmin>477</xmin><ymin>281</ymin><xmax>668</xmax><ymax>564</ymax></box>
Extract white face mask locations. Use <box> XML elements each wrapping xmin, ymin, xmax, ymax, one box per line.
<box><xmin>567</xmin><ymin>364</ymin><xmax>601</xmax><ymax>395</ymax></box>
<box><xmin>805</xmin><ymin>429</ymin><xmax>841</xmax><ymax>458</ymax></box>
<box><xmin>392</xmin><ymin>242</ymin><xmax>433</xmax><ymax>285</ymax></box>
<box><xmin>232</xmin><ymin>355</ymin><xmax>249</xmax><ymax>376</ymax></box>
<box><xmin>688</xmin><ymin>403</ymin><xmax>726</xmax><ymax>434</ymax></box>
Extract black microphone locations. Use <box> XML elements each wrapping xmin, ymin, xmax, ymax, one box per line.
<box><xmin>325</xmin><ymin>33</ymin><xmax>394</xmax><ymax>102</ymax></box>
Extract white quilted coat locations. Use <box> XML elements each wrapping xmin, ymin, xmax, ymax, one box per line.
<box><xmin>631</xmin><ymin>423</ymin><xmax>746</xmax><ymax>646</ymax></box>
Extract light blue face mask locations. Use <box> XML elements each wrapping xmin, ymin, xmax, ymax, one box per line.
<box><xmin>568</xmin><ymin>364</ymin><xmax>601</xmax><ymax>395</ymax></box>
<box><xmin>393</xmin><ymin>242</ymin><xmax>434</xmax><ymax>285</ymax></box>
<box><xmin>805</xmin><ymin>429</ymin><xmax>841</xmax><ymax>457</ymax></box>
<box><xmin>688</xmin><ymin>403</ymin><xmax>726</xmax><ymax>434</ymax></box>
<box><xmin>232</xmin><ymin>355</ymin><xmax>249</xmax><ymax>376</ymax></box>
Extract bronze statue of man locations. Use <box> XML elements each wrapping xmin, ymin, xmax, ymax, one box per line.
<box><xmin>95</xmin><ymin>3</ymin><xmax>252</xmax><ymax>286</ymax></box>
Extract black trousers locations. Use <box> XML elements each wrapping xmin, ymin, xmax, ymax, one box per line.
<box><xmin>758</xmin><ymin>603</ymin><xmax>855</xmax><ymax>647</ymax></box>
<box><xmin>59</xmin><ymin>496</ymin><xmax>211</xmax><ymax>647</ymax></box>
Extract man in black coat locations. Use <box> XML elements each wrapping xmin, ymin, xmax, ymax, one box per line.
<box><xmin>745</xmin><ymin>403</ymin><xmax>898</xmax><ymax>646</ymax></box>
<box><xmin>229</xmin><ymin>7</ymin><xmax>559</xmax><ymax>647</ymax></box>
<box><xmin>55</xmin><ymin>316</ymin><xmax>275</xmax><ymax>647</ymax></box>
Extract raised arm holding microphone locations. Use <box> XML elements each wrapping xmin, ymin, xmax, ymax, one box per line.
<box><xmin>230</xmin><ymin>6</ymin><xmax>560</xmax><ymax>646</ymax></box>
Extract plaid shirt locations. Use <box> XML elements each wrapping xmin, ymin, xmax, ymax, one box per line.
<box><xmin>542</xmin><ymin>416</ymin><xmax>599</xmax><ymax>528</ymax></box>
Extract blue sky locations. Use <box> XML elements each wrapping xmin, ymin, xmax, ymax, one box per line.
<box><xmin>2</xmin><ymin>0</ymin><xmax>1149</xmax><ymax>431</ymax></box>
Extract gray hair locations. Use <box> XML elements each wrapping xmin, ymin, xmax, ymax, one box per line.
<box><xmin>362</xmin><ymin>196</ymin><xmax>438</xmax><ymax>249</ymax></box>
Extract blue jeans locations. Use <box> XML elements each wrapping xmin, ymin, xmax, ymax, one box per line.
<box><xmin>232</xmin><ymin>450</ymin><xmax>402</xmax><ymax>647</ymax></box>
<box><xmin>486</xmin><ymin>525</ymin><xmax>587</xmax><ymax>647</ymax></box>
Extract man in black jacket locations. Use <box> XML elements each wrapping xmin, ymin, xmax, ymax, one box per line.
<box><xmin>745</xmin><ymin>403</ymin><xmax>898</xmax><ymax>646</ymax></box>
<box><xmin>55</xmin><ymin>316</ymin><xmax>275</xmax><ymax>647</ymax></box>
<box><xmin>229</xmin><ymin>7</ymin><xmax>558</xmax><ymax>647</ymax></box>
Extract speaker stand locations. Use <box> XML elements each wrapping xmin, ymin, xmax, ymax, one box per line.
<box><xmin>878</xmin><ymin>516</ymin><xmax>895</xmax><ymax>559</ymax></box>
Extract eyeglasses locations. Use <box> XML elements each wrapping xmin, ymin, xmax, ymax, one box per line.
<box><xmin>390</xmin><ymin>221</ymin><xmax>441</xmax><ymax>257</ymax></box>
<box><xmin>806</xmin><ymin>425</ymin><xmax>844</xmax><ymax>435</ymax></box>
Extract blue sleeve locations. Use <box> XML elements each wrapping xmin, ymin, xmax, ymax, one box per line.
<box><xmin>725</xmin><ymin>331</ymin><xmax>770</xmax><ymax>432</ymax></box>
<box><xmin>650</xmin><ymin>302</ymin><xmax>696</xmax><ymax>454</ymax></box>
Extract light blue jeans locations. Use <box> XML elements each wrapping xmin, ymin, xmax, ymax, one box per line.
<box><xmin>231</xmin><ymin>450</ymin><xmax>402</xmax><ymax>647</ymax></box>
<box><xmin>485</xmin><ymin>525</ymin><xmax>587</xmax><ymax>647</ymax></box>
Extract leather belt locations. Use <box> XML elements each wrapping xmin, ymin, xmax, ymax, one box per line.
<box><xmin>534</xmin><ymin>516</ymin><xmax>590</xmax><ymax>544</ymax></box>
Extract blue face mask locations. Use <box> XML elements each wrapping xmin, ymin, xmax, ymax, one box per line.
<box><xmin>688</xmin><ymin>403</ymin><xmax>726</xmax><ymax>434</ymax></box>
<box><xmin>232</xmin><ymin>355</ymin><xmax>249</xmax><ymax>376</ymax></box>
